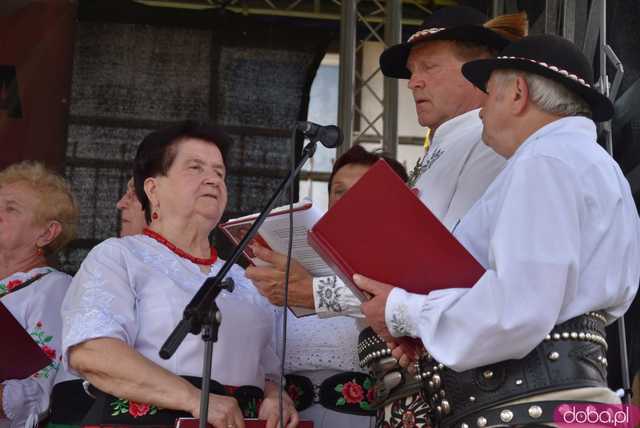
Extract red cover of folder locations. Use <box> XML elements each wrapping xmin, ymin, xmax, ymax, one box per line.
<box><xmin>0</xmin><ymin>302</ymin><xmax>51</xmax><ymax>381</ymax></box>
<box><xmin>308</xmin><ymin>159</ymin><xmax>484</xmax><ymax>300</ymax></box>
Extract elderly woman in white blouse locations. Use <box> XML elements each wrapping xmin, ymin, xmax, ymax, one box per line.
<box><xmin>61</xmin><ymin>121</ymin><xmax>298</xmax><ymax>428</ymax></box>
<box><xmin>0</xmin><ymin>161</ymin><xmax>78</xmax><ymax>428</ymax></box>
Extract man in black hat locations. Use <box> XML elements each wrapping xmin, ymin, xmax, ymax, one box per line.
<box><xmin>378</xmin><ymin>6</ymin><xmax>526</xmax><ymax>230</ymax></box>
<box><xmin>358</xmin><ymin>34</ymin><xmax>640</xmax><ymax>427</ymax></box>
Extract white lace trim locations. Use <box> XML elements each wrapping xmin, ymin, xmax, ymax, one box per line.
<box><xmin>283</xmin><ymin>313</ymin><xmax>362</xmax><ymax>374</ymax></box>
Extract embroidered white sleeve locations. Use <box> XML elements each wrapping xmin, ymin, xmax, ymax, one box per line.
<box><xmin>312</xmin><ymin>275</ymin><xmax>363</xmax><ymax>318</ymax></box>
<box><xmin>61</xmin><ymin>239</ymin><xmax>137</xmax><ymax>374</ymax></box>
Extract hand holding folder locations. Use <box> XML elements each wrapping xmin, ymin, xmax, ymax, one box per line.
<box><xmin>308</xmin><ymin>159</ymin><xmax>485</xmax><ymax>301</ymax></box>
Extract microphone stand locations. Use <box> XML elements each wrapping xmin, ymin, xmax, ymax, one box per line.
<box><xmin>159</xmin><ymin>137</ymin><xmax>319</xmax><ymax>428</ymax></box>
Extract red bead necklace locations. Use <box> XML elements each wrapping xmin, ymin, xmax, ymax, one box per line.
<box><xmin>143</xmin><ymin>228</ymin><xmax>217</xmax><ymax>266</ymax></box>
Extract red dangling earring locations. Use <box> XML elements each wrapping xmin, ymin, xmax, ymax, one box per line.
<box><xmin>152</xmin><ymin>211</ymin><xmax>159</xmax><ymax>220</ymax></box>
<box><xmin>36</xmin><ymin>246</ymin><xmax>44</xmax><ymax>256</ymax></box>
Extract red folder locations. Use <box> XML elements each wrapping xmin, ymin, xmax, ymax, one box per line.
<box><xmin>0</xmin><ymin>302</ymin><xmax>51</xmax><ymax>381</ymax></box>
<box><xmin>308</xmin><ymin>159</ymin><xmax>484</xmax><ymax>300</ymax></box>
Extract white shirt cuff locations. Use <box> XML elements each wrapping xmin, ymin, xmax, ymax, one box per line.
<box><xmin>1</xmin><ymin>379</ymin><xmax>42</xmax><ymax>423</ymax></box>
<box><xmin>385</xmin><ymin>287</ymin><xmax>428</xmax><ymax>338</ymax></box>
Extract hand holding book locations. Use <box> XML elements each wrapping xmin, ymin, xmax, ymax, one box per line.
<box><xmin>308</xmin><ymin>160</ymin><xmax>485</xmax><ymax>301</ymax></box>
<box><xmin>244</xmin><ymin>245</ymin><xmax>315</xmax><ymax>310</ymax></box>
<box><xmin>219</xmin><ymin>201</ymin><xmax>331</xmax><ymax>317</ymax></box>
<box><xmin>355</xmin><ymin>273</ymin><xmax>424</xmax><ymax>358</ymax></box>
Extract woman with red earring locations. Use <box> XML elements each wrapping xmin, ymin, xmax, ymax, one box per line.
<box><xmin>0</xmin><ymin>161</ymin><xmax>78</xmax><ymax>428</ymax></box>
<box><xmin>61</xmin><ymin>121</ymin><xmax>298</xmax><ymax>428</ymax></box>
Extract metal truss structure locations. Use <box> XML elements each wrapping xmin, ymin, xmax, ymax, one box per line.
<box><xmin>130</xmin><ymin>0</ymin><xmax>639</xmax><ymax>178</ymax></box>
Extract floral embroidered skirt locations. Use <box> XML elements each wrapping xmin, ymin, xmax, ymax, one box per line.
<box><xmin>48</xmin><ymin>376</ymin><xmax>262</xmax><ymax>427</ymax></box>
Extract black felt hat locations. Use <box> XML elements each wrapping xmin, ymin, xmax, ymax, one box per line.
<box><xmin>380</xmin><ymin>6</ymin><xmax>512</xmax><ymax>79</ymax></box>
<box><xmin>461</xmin><ymin>34</ymin><xmax>614</xmax><ymax>122</ymax></box>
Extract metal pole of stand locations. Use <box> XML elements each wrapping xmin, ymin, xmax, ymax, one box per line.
<box><xmin>199</xmin><ymin>334</ymin><xmax>214</xmax><ymax>428</ymax></box>
<box><xmin>595</xmin><ymin>0</ymin><xmax>632</xmax><ymax>406</ymax></box>
<box><xmin>198</xmin><ymin>305</ymin><xmax>221</xmax><ymax>428</ymax></box>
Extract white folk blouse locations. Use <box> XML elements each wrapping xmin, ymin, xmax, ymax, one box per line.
<box><xmin>1</xmin><ymin>267</ymin><xmax>71</xmax><ymax>428</ymax></box>
<box><xmin>61</xmin><ymin>235</ymin><xmax>280</xmax><ymax>389</ymax></box>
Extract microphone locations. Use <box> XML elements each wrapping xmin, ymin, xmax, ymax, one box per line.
<box><xmin>296</xmin><ymin>121</ymin><xmax>343</xmax><ymax>148</ymax></box>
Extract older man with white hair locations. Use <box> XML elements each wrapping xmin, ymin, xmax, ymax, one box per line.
<box><xmin>357</xmin><ymin>34</ymin><xmax>640</xmax><ymax>427</ymax></box>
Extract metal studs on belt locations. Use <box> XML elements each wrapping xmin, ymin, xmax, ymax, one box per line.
<box><xmin>432</xmin><ymin>374</ymin><xmax>442</xmax><ymax>389</ymax></box>
<box><xmin>528</xmin><ymin>405</ymin><xmax>543</xmax><ymax>419</ymax></box>
<box><xmin>441</xmin><ymin>399</ymin><xmax>451</xmax><ymax>415</ymax></box>
<box><xmin>548</xmin><ymin>351</ymin><xmax>560</xmax><ymax>361</ymax></box>
<box><xmin>499</xmin><ymin>409</ymin><xmax>514</xmax><ymax>423</ymax></box>
<box><xmin>476</xmin><ymin>416</ymin><xmax>487</xmax><ymax>427</ymax></box>
<box><xmin>482</xmin><ymin>370</ymin><xmax>493</xmax><ymax>379</ymax></box>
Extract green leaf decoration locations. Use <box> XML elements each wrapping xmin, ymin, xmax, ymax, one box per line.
<box><xmin>44</xmin><ymin>335</ymin><xmax>53</xmax><ymax>343</ymax></box>
<box><xmin>363</xmin><ymin>378</ymin><xmax>372</xmax><ymax>390</ymax></box>
<box><xmin>110</xmin><ymin>398</ymin><xmax>129</xmax><ymax>415</ymax></box>
<box><xmin>336</xmin><ymin>397</ymin><xmax>346</xmax><ymax>406</ymax></box>
<box><xmin>149</xmin><ymin>407</ymin><xmax>158</xmax><ymax>415</ymax></box>
<box><xmin>334</xmin><ymin>384</ymin><xmax>343</xmax><ymax>393</ymax></box>
<box><xmin>359</xmin><ymin>401</ymin><xmax>370</xmax><ymax>410</ymax></box>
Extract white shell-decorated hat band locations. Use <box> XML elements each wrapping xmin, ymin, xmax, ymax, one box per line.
<box><xmin>497</xmin><ymin>56</ymin><xmax>591</xmax><ymax>88</ymax></box>
<box><xmin>407</xmin><ymin>27</ymin><xmax>446</xmax><ymax>43</ymax></box>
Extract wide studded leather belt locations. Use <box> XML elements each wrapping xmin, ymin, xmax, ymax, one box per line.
<box><xmin>418</xmin><ymin>312</ymin><xmax>609</xmax><ymax>427</ymax></box>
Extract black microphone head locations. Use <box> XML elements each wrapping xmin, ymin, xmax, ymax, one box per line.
<box><xmin>319</xmin><ymin>125</ymin><xmax>343</xmax><ymax>149</ymax></box>
<box><xmin>296</xmin><ymin>121</ymin><xmax>317</xmax><ymax>134</ymax></box>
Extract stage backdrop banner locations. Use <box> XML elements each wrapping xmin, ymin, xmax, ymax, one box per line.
<box><xmin>0</xmin><ymin>1</ymin><xmax>76</xmax><ymax>170</ymax></box>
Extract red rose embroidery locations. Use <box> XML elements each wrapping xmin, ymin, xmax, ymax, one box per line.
<box><xmin>342</xmin><ymin>381</ymin><xmax>364</xmax><ymax>404</ymax></box>
<box><xmin>6</xmin><ymin>279</ymin><xmax>23</xmax><ymax>292</ymax></box>
<box><xmin>42</xmin><ymin>345</ymin><xmax>56</xmax><ymax>361</ymax></box>
<box><xmin>128</xmin><ymin>402</ymin><xmax>150</xmax><ymax>418</ymax></box>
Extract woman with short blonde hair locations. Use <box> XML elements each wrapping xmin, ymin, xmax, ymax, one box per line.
<box><xmin>0</xmin><ymin>160</ymin><xmax>78</xmax><ymax>428</ymax></box>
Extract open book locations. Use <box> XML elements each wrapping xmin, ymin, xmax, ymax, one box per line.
<box><xmin>219</xmin><ymin>200</ymin><xmax>332</xmax><ymax>317</ymax></box>
<box><xmin>308</xmin><ymin>160</ymin><xmax>485</xmax><ymax>302</ymax></box>
<box><xmin>0</xmin><ymin>302</ymin><xmax>52</xmax><ymax>381</ymax></box>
